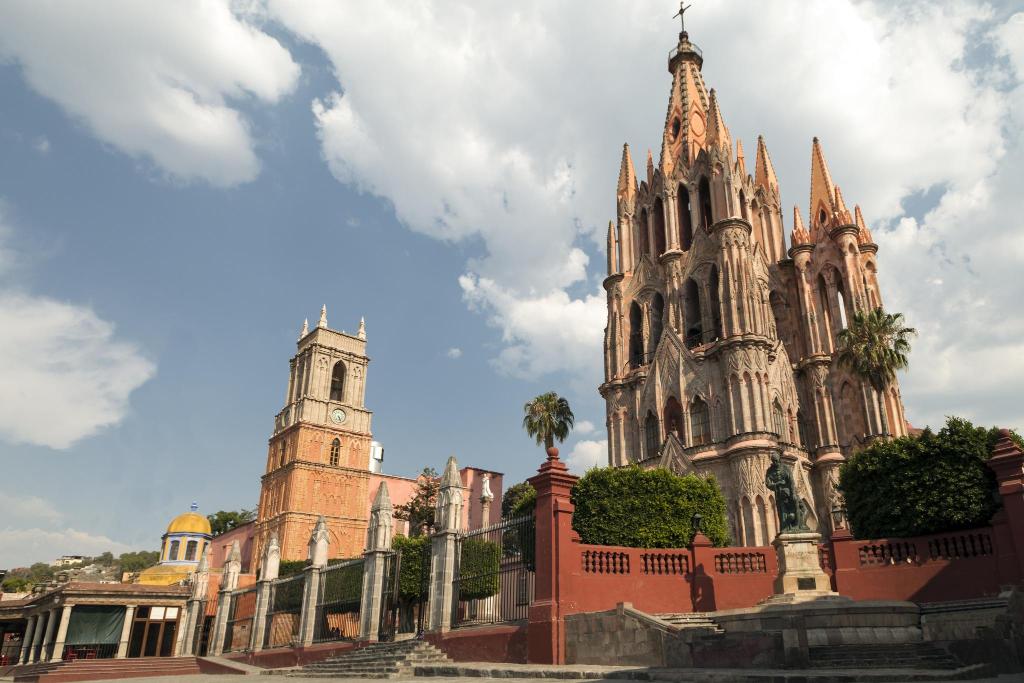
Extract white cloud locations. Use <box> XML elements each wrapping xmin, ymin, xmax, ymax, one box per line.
<box><xmin>0</xmin><ymin>491</ymin><xmax>63</xmax><ymax>524</ymax></box>
<box><xmin>575</xmin><ymin>420</ymin><xmax>596</xmax><ymax>435</ymax></box>
<box><xmin>269</xmin><ymin>2</ymin><xmax>1024</xmax><ymax>430</ymax></box>
<box><xmin>446</xmin><ymin>347</ymin><xmax>463</xmax><ymax>359</ymax></box>
<box><xmin>566</xmin><ymin>439</ymin><xmax>608</xmax><ymax>474</ymax></box>
<box><xmin>0</xmin><ymin>527</ymin><xmax>134</xmax><ymax>568</ymax></box>
<box><xmin>0</xmin><ymin>210</ymin><xmax>155</xmax><ymax>449</ymax></box>
<box><xmin>0</xmin><ymin>0</ymin><xmax>300</xmax><ymax>186</ymax></box>
<box><xmin>33</xmin><ymin>136</ymin><xmax>50</xmax><ymax>155</ymax></box>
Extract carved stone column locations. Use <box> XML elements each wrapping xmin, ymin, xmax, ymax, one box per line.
<box><xmin>250</xmin><ymin>534</ymin><xmax>281</xmax><ymax>652</ymax></box>
<box><xmin>180</xmin><ymin>545</ymin><xmax>210</xmax><ymax>656</ymax></box>
<box><xmin>427</xmin><ymin>456</ymin><xmax>464</xmax><ymax>633</ymax></box>
<box><xmin>297</xmin><ymin>517</ymin><xmax>330</xmax><ymax>646</ymax></box>
<box><xmin>359</xmin><ymin>483</ymin><xmax>394</xmax><ymax>641</ymax></box>
<box><xmin>209</xmin><ymin>540</ymin><xmax>242</xmax><ymax>656</ymax></box>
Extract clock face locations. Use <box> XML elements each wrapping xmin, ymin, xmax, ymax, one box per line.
<box><xmin>331</xmin><ymin>408</ymin><xmax>347</xmax><ymax>425</ymax></box>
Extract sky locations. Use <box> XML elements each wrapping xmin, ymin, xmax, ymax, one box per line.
<box><xmin>1</xmin><ymin>0</ymin><xmax>1023</xmax><ymax>568</ymax></box>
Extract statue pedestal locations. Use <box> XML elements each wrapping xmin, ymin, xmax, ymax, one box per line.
<box><xmin>764</xmin><ymin>531</ymin><xmax>847</xmax><ymax>604</ymax></box>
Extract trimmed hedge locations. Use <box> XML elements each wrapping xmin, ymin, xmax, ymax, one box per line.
<box><xmin>840</xmin><ymin>417</ymin><xmax>1010</xmax><ymax>538</ymax></box>
<box><xmin>570</xmin><ymin>466</ymin><xmax>730</xmax><ymax>547</ymax></box>
<box><xmin>458</xmin><ymin>538</ymin><xmax>501</xmax><ymax>601</ymax></box>
<box><xmin>393</xmin><ymin>535</ymin><xmax>429</xmax><ymax>601</ymax></box>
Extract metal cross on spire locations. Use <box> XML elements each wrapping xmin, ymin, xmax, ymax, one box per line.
<box><xmin>673</xmin><ymin>2</ymin><xmax>692</xmax><ymax>33</ymax></box>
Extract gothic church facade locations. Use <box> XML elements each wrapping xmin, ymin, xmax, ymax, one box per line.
<box><xmin>599</xmin><ymin>28</ymin><xmax>908</xmax><ymax>546</ymax></box>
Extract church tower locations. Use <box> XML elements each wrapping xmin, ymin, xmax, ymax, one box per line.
<box><xmin>255</xmin><ymin>307</ymin><xmax>374</xmax><ymax>563</ymax></box>
<box><xmin>599</xmin><ymin>21</ymin><xmax>908</xmax><ymax>545</ymax></box>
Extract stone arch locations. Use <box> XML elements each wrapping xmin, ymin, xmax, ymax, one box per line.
<box><xmin>756</xmin><ymin>495</ymin><xmax>769</xmax><ymax>546</ymax></box>
<box><xmin>689</xmin><ymin>395</ymin><xmax>710</xmax><ymax>446</ymax></box>
<box><xmin>817</xmin><ymin>273</ymin><xmax>833</xmax><ymax>351</ymax></box>
<box><xmin>772</xmin><ymin>398</ymin><xmax>786</xmax><ymax>438</ymax></box>
<box><xmin>653</xmin><ymin>196</ymin><xmax>667</xmax><ymax>255</ymax></box>
<box><xmin>683</xmin><ymin>278</ymin><xmax>703</xmax><ymax>347</ymax></box>
<box><xmin>741</xmin><ymin>496</ymin><xmax>756</xmax><ymax>546</ymax></box>
<box><xmin>330</xmin><ymin>361</ymin><xmax>346</xmax><ymax>402</ymax></box>
<box><xmin>329</xmin><ymin>438</ymin><xmax>341</xmax><ymax>467</ymax></box>
<box><xmin>629</xmin><ymin>301</ymin><xmax>644</xmax><ymax>367</ymax></box>
<box><xmin>644</xmin><ymin>410</ymin><xmax>660</xmax><ymax>460</ymax></box>
<box><xmin>677</xmin><ymin>183</ymin><xmax>693</xmax><ymax>250</ymax></box>
<box><xmin>664</xmin><ymin>396</ymin><xmax>684</xmax><ymax>440</ymax></box>
<box><xmin>698</xmin><ymin>176</ymin><xmax>713</xmax><ymax>231</ymax></box>
<box><xmin>835</xmin><ymin>273</ymin><xmax>849</xmax><ymax>329</ymax></box>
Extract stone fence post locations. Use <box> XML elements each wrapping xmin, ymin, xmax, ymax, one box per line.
<box><xmin>987</xmin><ymin>429</ymin><xmax>1024</xmax><ymax>583</ymax></box>
<box><xmin>359</xmin><ymin>482</ymin><xmax>395</xmax><ymax>641</ymax></box>
<box><xmin>179</xmin><ymin>545</ymin><xmax>210</xmax><ymax>656</ymax></box>
<box><xmin>526</xmin><ymin>446</ymin><xmax>579</xmax><ymax>664</ymax></box>
<box><xmin>298</xmin><ymin>516</ymin><xmax>330</xmax><ymax>646</ymax></box>
<box><xmin>250</xmin><ymin>534</ymin><xmax>281</xmax><ymax>652</ymax></box>
<box><xmin>427</xmin><ymin>456</ymin><xmax>464</xmax><ymax>633</ymax></box>
<box><xmin>209</xmin><ymin>540</ymin><xmax>242</xmax><ymax>656</ymax></box>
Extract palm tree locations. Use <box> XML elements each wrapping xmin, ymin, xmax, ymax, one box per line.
<box><xmin>836</xmin><ymin>307</ymin><xmax>916</xmax><ymax>434</ymax></box>
<box><xmin>522</xmin><ymin>391</ymin><xmax>575</xmax><ymax>452</ymax></box>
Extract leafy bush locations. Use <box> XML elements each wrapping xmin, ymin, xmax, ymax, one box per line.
<box><xmin>278</xmin><ymin>560</ymin><xmax>310</xmax><ymax>578</ymax></box>
<box><xmin>393</xmin><ymin>535</ymin><xmax>430</xmax><ymax>601</ymax></box>
<box><xmin>840</xmin><ymin>417</ymin><xmax>1012</xmax><ymax>538</ymax></box>
<box><xmin>321</xmin><ymin>561</ymin><xmax>363</xmax><ymax>611</ymax></box>
<box><xmin>502</xmin><ymin>482</ymin><xmax>536</xmax><ymax>518</ymax></box>
<box><xmin>571</xmin><ymin>466</ymin><xmax>730</xmax><ymax>547</ymax></box>
<box><xmin>457</xmin><ymin>539</ymin><xmax>500</xmax><ymax>600</ymax></box>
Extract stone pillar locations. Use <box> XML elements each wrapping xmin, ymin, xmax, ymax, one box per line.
<box><xmin>115</xmin><ymin>605</ymin><xmax>136</xmax><ymax>658</ymax></box>
<box><xmin>359</xmin><ymin>483</ymin><xmax>395</xmax><ymax>641</ymax></box>
<box><xmin>689</xmin><ymin>530</ymin><xmax>715</xmax><ymax>611</ymax></box>
<box><xmin>180</xmin><ymin>545</ymin><xmax>211</xmax><ymax>656</ymax></box>
<box><xmin>526</xmin><ymin>446</ymin><xmax>579</xmax><ymax>664</ymax></box>
<box><xmin>40</xmin><ymin>608</ymin><xmax>58</xmax><ymax>662</ymax></box>
<box><xmin>27</xmin><ymin>611</ymin><xmax>46</xmax><ymax>663</ymax></box>
<box><xmin>48</xmin><ymin>605</ymin><xmax>73</xmax><ymax>662</ymax></box>
<box><xmin>477</xmin><ymin>475</ymin><xmax>498</xmax><ymax>621</ymax></box>
<box><xmin>209</xmin><ymin>540</ymin><xmax>242</xmax><ymax>656</ymax></box>
<box><xmin>988</xmin><ymin>430</ymin><xmax>1024</xmax><ymax>584</ymax></box>
<box><xmin>427</xmin><ymin>456</ymin><xmax>464</xmax><ymax>633</ymax></box>
<box><xmin>297</xmin><ymin>516</ymin><xmax>330</xmax><ymax>646</ymax></box>
<box><xmin>251</xmin><ymin>534</ymin><xmax>281</xmax><ymax>652</ymax></box>
<box><xmin>18</xmin><ymin>613</ymin><xmax>36</xmax><ymax>664</ymax></box>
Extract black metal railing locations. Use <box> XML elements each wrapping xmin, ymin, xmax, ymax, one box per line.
<box><xmin>313</xmin><ymin>559</ymin><xmax>363</xmax><ymax>643</ymax></box>
<box><xmin>263</xmin><ymin>574</ymin><xmax>304</xmax><ymax>649</ymax></box>
<box><xmin>377</xmin><ymin>551</ymin><xmax>400</xmax><ymax>642</ymax></box>
<box><xmin>223</xmin><ymin>587</ymin><xmax>257</xmax><ymax>653</ymax></box>
<box><xmin>191</xmin><ymin>607</ymin><xmax>209</xmax><ymax>656</ymax></box>
<box><xmin>452</xmin><ymin>514</ymin><xmax>535</xmax><ymax>629</ymax></box>
<box><xmin>60</xmin><ymin>643</ymin><xmax>118</xmax><ymax>660</ymax></box>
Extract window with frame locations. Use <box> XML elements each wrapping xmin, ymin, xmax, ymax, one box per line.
<box><xmin>329</xmin><ymin>438</ymin><xmax>340</xmax><ymax>467</ymax></box>
<box><xmin>330</xmin><ymin>362</ymin><xmax>346</xmax><ymax>402</ymax></box>
<box><xmin>167</xmin><ymin>540</ymin><xmax>180</xmax><ymax>561</ymax></box>
<box><xmin>184</xmin><ymin>540</ymin><xmax>198</xmax><ymax>562</ymax></box>
<box><xmin>690</xmin><ymin>397</ymin><xmax>710</xmax><ymax>446</ymax></box>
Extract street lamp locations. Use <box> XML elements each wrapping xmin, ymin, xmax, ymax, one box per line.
<box><xmin>691</xmin><ymin>513</ymin><xmax>703</xmax><ymax>535</ymax></box>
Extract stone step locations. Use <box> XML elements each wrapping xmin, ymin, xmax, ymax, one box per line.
<box><xmin>291</xmin><ymin>638</ymin><xmax>451</xmax><ymax>679</ymax></box>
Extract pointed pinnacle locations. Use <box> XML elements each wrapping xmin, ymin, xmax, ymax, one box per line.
<box><xmin>616</xmin><ymin>143</ymin><xmax>637</xmax><ymax>201</ymax></box>
<box><xmin>754</xmin><ymin>135</ymin><xmax>779</xmax><ymax>192</ymax></box>
<box><xmin>318</xmin><ymin>305</ymin><xmax>328</xmax><ymax>329</ymax></box>
<box><xmin>646</xmin><ymin>148</ymin><xmax>655</xmax><ymax>184</ymax></box>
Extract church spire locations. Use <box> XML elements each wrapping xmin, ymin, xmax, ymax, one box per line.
<box><xmin>735</xmin><ymin>139</ymin><xmax>746</xmax><ymax>176</ymax></box>
<box><xmin>616</xmin><ymin>143</ymin><xmax>637</xmax><ymax>202</ymax></box>
<box><xmin>661</xmin><ymin>21</ymin><xmax>709</xmax><ymax>170</ymax></box>
<box><xmin>791</xmin><ymin>205</ymin><xmax>811</xmax><ymax>246</ymax></box>
<box><xmin>318</xmin><ymin>305</ymin><xmax>328</xmax><ymax>329</ymax></box>
<box><xmin>705</xmin><ymin>89</ymin><xmax>730</xmax><ymax>152</ymax></box>
<box><xmin>809</xmin><ymin>137</ymin><xmax>838</xmax><ymax>230</ymax></box>
<box><xmin>754</xmin><ymin>135</ymin><xmax>779</xmax><ymax>193</ymax></box>
<box><xmin>299</xmin><ymin>318</ymin><xmax>308</xmax><ymax>339</ymax></box>
<box><xmin>646</xmin><ymin>149</ymin><xmax>655</xmax><ymax>185</ymax></box>
<box><xmin>358</xmin><ymin>316</ymin><xmax>366</xmax><ymax>340</ymax></box>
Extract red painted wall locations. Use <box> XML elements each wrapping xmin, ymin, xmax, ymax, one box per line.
<box><xmin>429</xmin><ymin>624</ymin><xmax>527</xmax><ymax>663</ymax></box>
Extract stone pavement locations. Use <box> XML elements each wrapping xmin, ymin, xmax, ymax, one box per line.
<box><xmin>77</xmin><ymin>674</ymin><xmax>1019</xmax><ymax>683</ymax></box>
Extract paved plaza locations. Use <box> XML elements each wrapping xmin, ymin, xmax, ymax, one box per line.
<box><xmin>78</xmin><ymin>674</ymin><xmax>1020</xmax><ymax>683</ymax></box>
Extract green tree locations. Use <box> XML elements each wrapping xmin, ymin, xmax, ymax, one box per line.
<box><xmin>501</xmin><ymin>481</ymin><xmax>536</xmax><ymax>519</ymax></box>
<box><xmin>571</xmin><ymin>466</ymin><xmax>730</xmax><ymax>547</ymax></box>
<box><xmin>393</xmin><ymin>535</ymin><xmax>430</xmax><ymax>601</ymax></box>
<box><xmin>2</xmin><ymin>577</ymin><xmax>31</xmax><ymax>593</ymax></box>
<box><xmin>95</xmin><ymin>551</ymin><xmax>115</xmax><ymax>566</ymax></box>
<box><xmin>207</xmin><ymin>509</ymin><xmax>256</xmax><ymax>536</ymax></box>
<box><xmin>118</xmin><ymin>551</ymin><xmax>160</xmax><ymax>573</ymax></box>
<box><xmin>836</xmin><ymin>307</ymin><xmax>916</xmax><ymax>433</ymax></box>
<box><xmin>522</xmin><ymin>391</ymin><xmax>574</xmax><ymax>451</ymax></box>
<box><xmin>394</xmin><ymin>468</ymin><xmax>440</xmax><ymax>536</ymax></box>
<box><xmin>839</xmin><ymin>416</ymin><xmax>1012</xmax><ymax>538</ymax></box>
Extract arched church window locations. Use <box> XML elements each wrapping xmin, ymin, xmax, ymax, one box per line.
<box><xmin>185</xmin><ymin>540</ymin><xmax>198</xmax><ymax>562</ymax></box>
<box><xmin>690</xmin><ymin>397</ymin><xmax>710</xmax><ymax>446</ymax></box>
<box><xmin>708</xmin><ymin>265</ymin><xmax>723</xmax><ymax>340</ymax></box>
<box><xmin>677</xmin><ymin>184</ymin><xmax>693</xmax><ymax>250</ymax></box>
<box><xmin>664</xmin><ymin>396</ymin><xmax>684</xmax><ymax>440</ymax></box>
<box><xmin>698</xmin><ymin>177</ymin><xmax>713</xmax><ymax>231</ymax></box>
<box><xmin>167</xmin><ymin>540</ymin><xmax>180</xmax><ymax>561</ymax></box>
<box><xmin>330</xmin><ymin>438</ymin><xmax>341</xmax><ymax>467</ymax></box>
<box><xmin>629</xmin><ymin>302</ymin><xmax>644</xmax><ymax>367</ymax></box>
<box><xmin>654</xmin><ymin>197</ymin><xmax>667</xmax><ymax>255</ymax></box>
<box><xmin>330</xmin><ymin>361</ymin><xmax>346</xmax><ymax>402</ymax></box>
<box><xmin>818</xmin><ymin>208</ymin><xmax>827</xmax><ymax>226</ymax></box>
<box><xmin>739</xmin><ymin>190</ymin><xmax>748</xmax><ymax>221</ymax></box>
<box><xmin>650</xmin><ymin>294</ymin><xmax>664</xmax><ymax>353</ymax></box>
<box><xmin>772</xmin><ymin>400</ymin><xmax>786</xmax><ymax>439</ymax></box>
<box><xmin>639</xmin><ymin>209</ymin><xmax>650</xmax><ymax>258</ymax></box>
<box><xmin>279</xmin><ymin>440</ymin><xmax>286</xmax><ymax>468</ymax></box>
<box><xmin>683</xmin><ymin>278</ymin><xmax>702</xmax><ymax>348</ymax></box>
<box><xmin>817</xmin><ymin>274</ymin><xmax>833</xmax><ymax>350</ymax></box>
<box><xmin>835</xmin><ymin>276</ymin><xmax>848</xmax><ymax>329</ymax></box>
<box><xmin>644</xmin><ymin>411</ymin><xmax>660</xmax><ymax>460</ymax></box>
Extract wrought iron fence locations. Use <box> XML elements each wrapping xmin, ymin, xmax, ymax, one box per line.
<box><xmin>59</xmin><ymin>643</ymin><xmax>118</xmax><ymax>660</ymax></box>
<box><xmin>223</xmin><ymin>587</ymin><xmax>257</xmax><ymax>653</ymax></box>
<box><xmin>377</xmin><ymin>551</ymin><xmax>399</xmax><ymax>642</ymax></box>
<box><xmin>191</xmin><ymin>606</ymin><xmax>208</xmax><ymax>656</ymax></box>
<box><xmin>452</xmin><ymin>513</ymin><xmax>535</xmax><ymax>629</ymax></box>
<box><xmin>313</xmin><ymin>558</ymin><xmax>363</xmax><ymax>643</ymax></box>
<box><xmin>263</xmin><ymin>574</ymin><xmax>305</xmax><ymax>649</ymax></box>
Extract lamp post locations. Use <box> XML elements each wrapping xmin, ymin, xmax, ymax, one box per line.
<box><xmin>830</xmin><ymin>504</ymin><xmax>852</xmax><ymax>540</ymax></box>
<box><xmin>691</xmin><ymin>513</ymin><xmax>703</xmax><ymax>542</ymax></box>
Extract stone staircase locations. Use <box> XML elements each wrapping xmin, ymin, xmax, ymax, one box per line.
<box><xmin>289</xmin><ymin>639</ymin><xmax>452</xmax><ymax>679</ymax></box>
<box><xmin>808</xmin><ymin>643</ymin><xmax>962</xmax><ymax>670</ymax></box>
<box><xmin>654</xmin><ymin>612</ymin><xmax>725</xmax><ymax>634</ymax></box>
<box><xmin>11</xmin><ymin>656</ymin><xmax>202</xmax><ymax>682</ymax></box>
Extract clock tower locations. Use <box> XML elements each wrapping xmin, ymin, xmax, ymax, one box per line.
<box><xmin>255</xmin><ymin>306</ymin><xmax>374</xmax><ymax>564</ymax></box>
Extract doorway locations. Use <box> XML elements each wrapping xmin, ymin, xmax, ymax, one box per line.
<box><xmin>126</xmin><ymin>606</ymin><xmax>179</xmax><ymax>658</ymax></box>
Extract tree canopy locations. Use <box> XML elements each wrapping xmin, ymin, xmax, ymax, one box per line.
<box><xmin>522</xmin><ymin>392</ymin><xmax>574</xmax><ymax>450</ymax></box>
<box><xmin>836</xmin><ymin>307</ymin><xmax>916</xmax><ymax>393</ymax></box>
<box><xmin>840</xmin><ymin>416</ymin><xmax>1016</xmax><ymax>538</ymax></box>
<box><xmin>571</xmin><ymin>466</ymin><xmax>730</xmax><ymax>547</ymax></box>
<box><xmin>207</xmin><ymin>509</ymin><xmax>256</xmax><ymax>536</ymax></box>
<box><xmin>502</xmin><ymin>481</ymin><xmax>537</xmax><ymax>519</ymax></box>
<box><xmin>394</xmin><ymin>467</ymin><xmax>440</xmax><ymax>536</ymax></box>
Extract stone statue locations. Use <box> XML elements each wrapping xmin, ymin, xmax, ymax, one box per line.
<box><xmin>765</xmin><ymin>452</ymin><xmax>808</xmax><ymax>533</ymax></box>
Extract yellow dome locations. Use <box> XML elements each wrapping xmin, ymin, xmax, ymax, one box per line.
<box><xmin>166</xmin><ymin>511</ymin><xmax>212</xmax><ymax>535</ymax></box>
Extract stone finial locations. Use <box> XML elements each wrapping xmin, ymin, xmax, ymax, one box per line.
<box><xmin>991</xmin><ymin>429</ymin><xmax>1022</xmax><ymax>459</ymax></box>
<box><xmin>854</xmin><ymin>205</ymin><xmax>874</xmax><ymax>245</ymax></box>
<box><xmin>735</xmin><ymin>138</ymin><xmax>746</xmax><ymax>176</ymax></box>
<box><xmin>645</xmin><ymin>148</ymin><xmax>655</xmax><ymax>185</ymax></box>
<box><xmin>791</xmin><ymin>205</ymin><xmax>811</xmax><ymax>246</ymax></box>
<box><xmin>480</xmin><ymin>472</ymin><xmax>494</xmax><ymax>503</ymax></box>
<box><xmin>300</xmin><ymin>318</ymin><xmax>309</xmax><ymax>339</ymax></box>
<box><xmin>706</xmin><ymin>89</ymin><xmax>730</xmax><ymax>151</ymax></box>
<box><xmin>191</xmin><ymin>545</ymin><xmax>211</xmax><ymax>599</ymax></box>
<box><xmin>754</xmin><ymin>135</ymin><xmax>779</xmax><ymax>193</ymax></box>
<box><xmin>833</xmin><ymin>186</ymin><xmax>853</xmax><ymax>224</ymax></box>
<box><xmin>223</xmin><ymin>540</ymin><xmax>242</xmax><ymax>591</ymax></box>
<box><xmin>358</xmin><ymin>317</ymin><xmax>366</xmax><ymax>340</ymax></box>
<box><xmin>190</xmin><ymin>501</ymin><xmax>199</xmax><ymax>512</ymax></box>
<box><xmin>197</xmin><ymin>543</ymin><xmax>210</xmax><ymax>573</ymax></box>
<box><xmin>809</xmin><ymin>136</ymin><xmax>838</xmax><ymax>229</ymax></box>
<box><xmin>616</xmin><ymin>143</ymin><xmax>637</xmax><ymax>202</ymax></box>
<box><xmin>308</xmin><ymin>515</ymin><xmax>330</xmax><ymax>567</ymax></box>
<box><xmin>367</xmin><ymin>483</ymin><xmax>394</xmax><ymax>551</ymax></box>
<box><xmin>261</xmin><ymin>534</ymin><xmax>281</xmax><ymax>581</ymax></box>
<box><xmin>434</xmin><ymin>456</ymin><xmax>464</xmax><ymax>533</ymax></box>
<box><xmin>318</xmin><ymin>305</ymin><xmax>328</xmax><ymax>329</ymax></box>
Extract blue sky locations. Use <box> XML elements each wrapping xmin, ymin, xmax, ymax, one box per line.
<box><xmin>1</xmin><ymin>1</ymin><xmax>1023</xmax><ymax>567</ymax></box>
